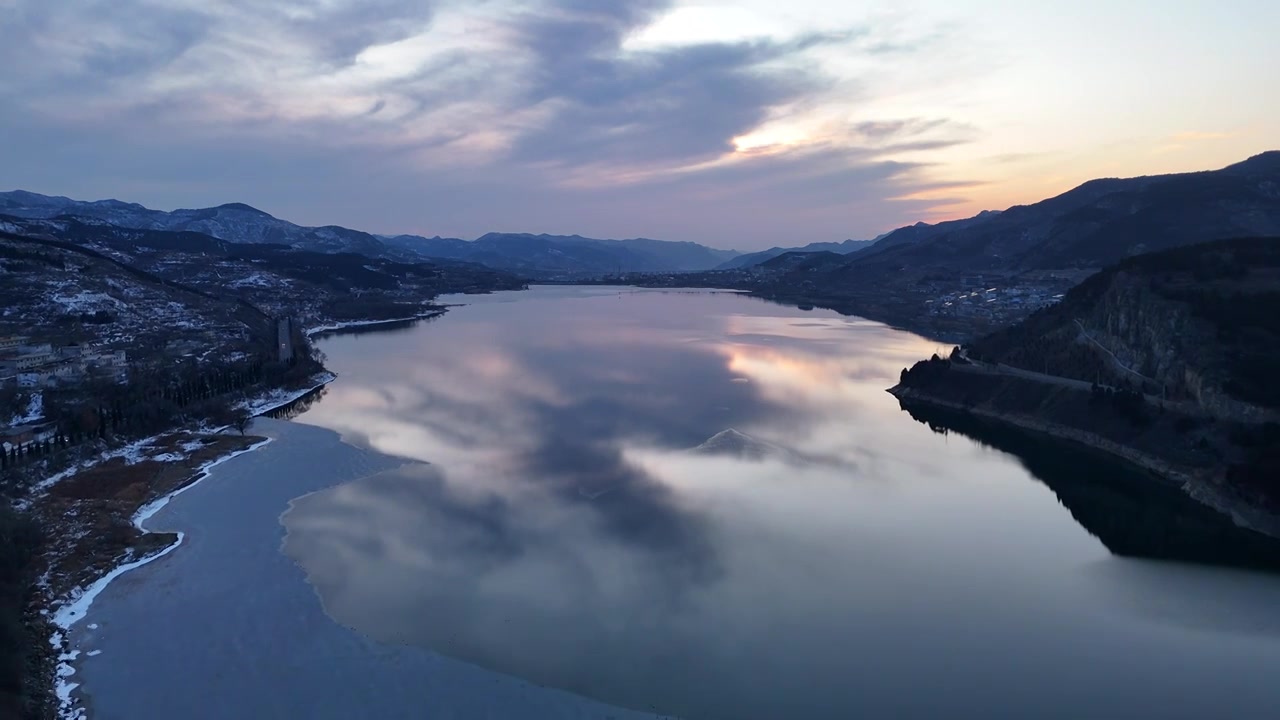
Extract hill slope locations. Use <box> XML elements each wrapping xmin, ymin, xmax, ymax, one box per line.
<box><xmin>859</xmin><ymin>152</ymin><xmax>1280</xmax><ymax>272</ymax></box>
<box><xmin>0</xmin><ymin>230</ymin><xmax>272</xmax><ymax>367</ymax></box>
<box><xmin>0</xmin><ymin>215</ymin><xmax>524</xmax><ymax>325</ymax></box>
<box><xmin>753</xmin><ymin>152</ymin><xmax>1280</xmax><ymax>339</ymax></box>
<box><xmin>966</xmin><ymin>237</ymin><xmax>1280</xmax><ymax>416</ymax></box>
<box><xmin>892</xmin><ymin>237</ymin><xmax>1280</xmax><ymax>528</ymax></box>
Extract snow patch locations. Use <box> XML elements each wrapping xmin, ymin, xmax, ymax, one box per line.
<box><xmin>9</xmin><ymin>391</ymin><xmax>43</xmax><ymax>425</ymax></box>
<box><xmin>236</xmin><ymin>373</ymin><xmax>335</xmax><ymax>416</ymax></box>
<box><xmin>51</xmin><ymin>291</ymin><xmax>124</xmax><ymax>312</ymax></box>
<box><xmin>305</xmin><ymin>314</ymin><xmax>437</xmax><ymax>336</ymax></box>
<box><xmin>226</xmin><ymin>272</ymin><xmax>279</xmax><ymax>289</ymax></box>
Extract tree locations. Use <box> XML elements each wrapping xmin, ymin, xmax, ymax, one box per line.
<box><xmin>233</xmin><ymin>412</ymin><xmax>252</xmax><ymax>436</ymax></box>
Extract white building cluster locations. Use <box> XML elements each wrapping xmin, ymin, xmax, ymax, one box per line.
<box><xmin>0</xmin><ymin>336</ymin><xmax>128</xmax><ymax>388</ymax></box>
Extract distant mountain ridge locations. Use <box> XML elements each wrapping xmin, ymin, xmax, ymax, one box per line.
<box><xmin>381</xmin><ymin>231</ymin><xmax>740</xmax><ymax>277</ymax></box>
<box><xmin>714</xmin><ymin>238</ymin><xmax>880</xmax><ymax>270</ymax></box>
<box><xmin>0</xmin><ymin>191</ymin><xmax>399</xmax><ymax>260</ymax></box>
<box><xmin>0</xmin><ymin>191</ymin><xmax>743</xmax><ymax>278</ymax></box>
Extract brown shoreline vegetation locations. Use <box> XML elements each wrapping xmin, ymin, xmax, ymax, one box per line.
<box><xmin>15</xmin><ymin>430</ymin><xmax>263</xmax><ymax>720</ymax></box>
<box><xmin>1</xmin><ymin>309</ymin><xmax>335</xmax><ymax>719</ymax></box>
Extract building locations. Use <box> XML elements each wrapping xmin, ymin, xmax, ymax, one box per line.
<box><xmin>58</xmin><ymin>343</ymin><xmax>85</xmax><ymax>359</ymax></box>
<box><xmin>84</xmin><ymin>349</ymin><xmax>127</xmax><ymax>368</ymax></box>
<box><xmin>19</xmin><ymin>351</ymin><xmax>55</xmax><ymax>370</ymax></box>
<box><xmin>0</xmin><ymin>426</ymin><xmax>36</xmax><ymax>448</ymax></box>
<box><xmin>0</xmin><ymin>336</ymin><xmax>25</xmax><ymax>351</ymax></box>
<box><xmin>18</xmin><ymin>371</ymin><xmax>49</xmax><ymax>388</ymax></box>
<box><xmin>1</xmin><ymin>421</ymin><xmax>57</xmax><ymax>450</ymax></box>
<box><xmin>1</xmin><ymin>342</ymin><xmax>56</xmax><ymax>372</ymax></box>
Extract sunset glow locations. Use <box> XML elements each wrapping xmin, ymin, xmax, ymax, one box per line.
<box><xmin>0</xmin><ymin>0</ymin><xmax>1274</xmax><ymax>248</ymax></box>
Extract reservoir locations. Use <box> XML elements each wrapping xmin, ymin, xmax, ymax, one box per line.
<box><xmin>75</xmin><ymin>287</ymin><xmax>1280</xmax><ymax>719</ymax></box>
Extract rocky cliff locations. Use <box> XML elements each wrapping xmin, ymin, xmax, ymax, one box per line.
<box><xmin>966</xmin><ymin>237</ymin><xmax>1280</xmax><ymax>421</ymax></box>
<box><xmin>892</xmin><ymin>237</ymin><xmax>1280</xmax><ymax>532</ymax></box>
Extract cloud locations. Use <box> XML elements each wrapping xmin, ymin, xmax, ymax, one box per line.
<box><xmin>268</xmin><ymin>0</ymin><xmax>438</xmax><ymax>67</ymax></box>
<box><xmin>506</xmin><ymin>3</ymin><xmax>860</xmax><ymax>171</ymax></box>
<box><xmin>852</xmin><ymin>118</ymin><xmax>952</xmax><ymax>142</ymax></box>
<box><xmin>0</xmin><ymin>1</ymin><xmax>208</xmax><ymax>93</ymax></box>
<box><xmin>0</xmin><ymin>0</ymin><xmax>976</xmax><ymax>248</ymax></box>
<box><xmin>1168</xmin><ymin>131</ymin><xmax>1232</xmax><ymax>143</ymax></box>
<box><xmin>511</xmin><ymin>37</ymin><xmax>834</xmax><ymax>168</ymax></box>
<box><xmin>1154</xmin><ymin>130</ymin><xmax>1235</xmax><ymax>155</ymax></box>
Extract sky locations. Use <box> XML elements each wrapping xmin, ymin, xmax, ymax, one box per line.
<box><xmin>0</xmin><ymin>0</ymin><xmax>1276</xmax><ymax>251</ymax></box>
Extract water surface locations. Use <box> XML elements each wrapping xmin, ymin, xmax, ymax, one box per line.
<box><xmin>282</xmin><ymin>287</ymin><xmax>1280</xmax><ymax>719</ymax></box>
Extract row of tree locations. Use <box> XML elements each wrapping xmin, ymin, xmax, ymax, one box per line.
<box><xmin>0</xmin><ymin>361</ymin><xmax>273</xmax><ymax>480</ymax></box>
<box><xmin>0</xmin><ymin>504</ymin><xmax>41</xmax><ymax>718</ymax></box>
<box><xmin>1</xmin><ymin>327</ymin><xmax>326</xmax><ymax>485</ymax></box>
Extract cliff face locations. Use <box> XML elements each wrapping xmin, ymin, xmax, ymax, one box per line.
<box><xmin>1081</xmin><ymin>272</ymin><xmax>1267</xmax><ymax>421</ymax></box>
<box><xmin>967</xmin><ymin>237</ymin><xmax>1280</xmax><ymax>422</ymax></box>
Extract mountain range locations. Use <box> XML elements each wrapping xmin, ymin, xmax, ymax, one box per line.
<box><xmin>5</xmin><ymin>151</ymin><xmax>1278</xmax><ymax>288</ymax></box>
<box><xmin>0</xmin><ymin>190</ymin><xmax>902</xmax><ymax>278</ymax></box>
<box><xmin>0</xmin><ymin>191</ymin><xmax>402</xmax><ymax>260</ymax></box>
<box><xmin>0</xmin><ymin>191</ymin><xmax>744</xmax><ymax>278</ymax></box>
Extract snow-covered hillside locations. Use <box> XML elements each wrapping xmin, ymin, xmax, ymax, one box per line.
<box><xmin>0</xmin><ymin>192</ymin><xmax>404</xmax><ymax>261</ymax></box>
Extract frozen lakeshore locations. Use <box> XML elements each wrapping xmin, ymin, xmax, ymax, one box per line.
<box><xmin>64</xmin><ymin>418</ymin><xmax>665</xmax><ymax>720</ymax></box>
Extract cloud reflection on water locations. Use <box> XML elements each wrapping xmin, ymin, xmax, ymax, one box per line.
<box><xmin>282</xmin><ymin>288</ymin><xmax>1280</xmax><ymax>720</ymax></box>
<box><xmin>284</xmin><ymin>289</ymin><xmax>950</xmax><ymax>716</ymax></box>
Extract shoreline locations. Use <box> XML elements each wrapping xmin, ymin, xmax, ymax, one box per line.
<box><xmin>29</xmin><ymin>304</ymin><xmax>435</xmax><ymax>718</ymax></box>
<box><xmin>748</xmin><ymin>290</ymin><xmax>972</xmax><ymax>343</ymax></box>
<box><xmin>577</xmin><ymin>282</ymin><xmax>974</xmax><ymax>343</ymax></box>
<box><xmin>889</xmin><ymin>386</ymin><xmax>1280</xmax><ymax>540</ymax></box>
<box><xmin>237</xmin><ymin>372</ymin><xmax>336</xmax><ymax>417</ymax></box>
<box><xmin>36</xmin><ymin>371</ymin><xmax>339</xmax><ymax>720</ymax></box>
<box><xmin>304</xmin><ymin>310</ymin><xmax>445</xmax><ymax>338</ymax></box>
<box><xmin>49</xmin><ymin>438</ymin><xmax>272</xmax><ymax>719</ymax></box>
